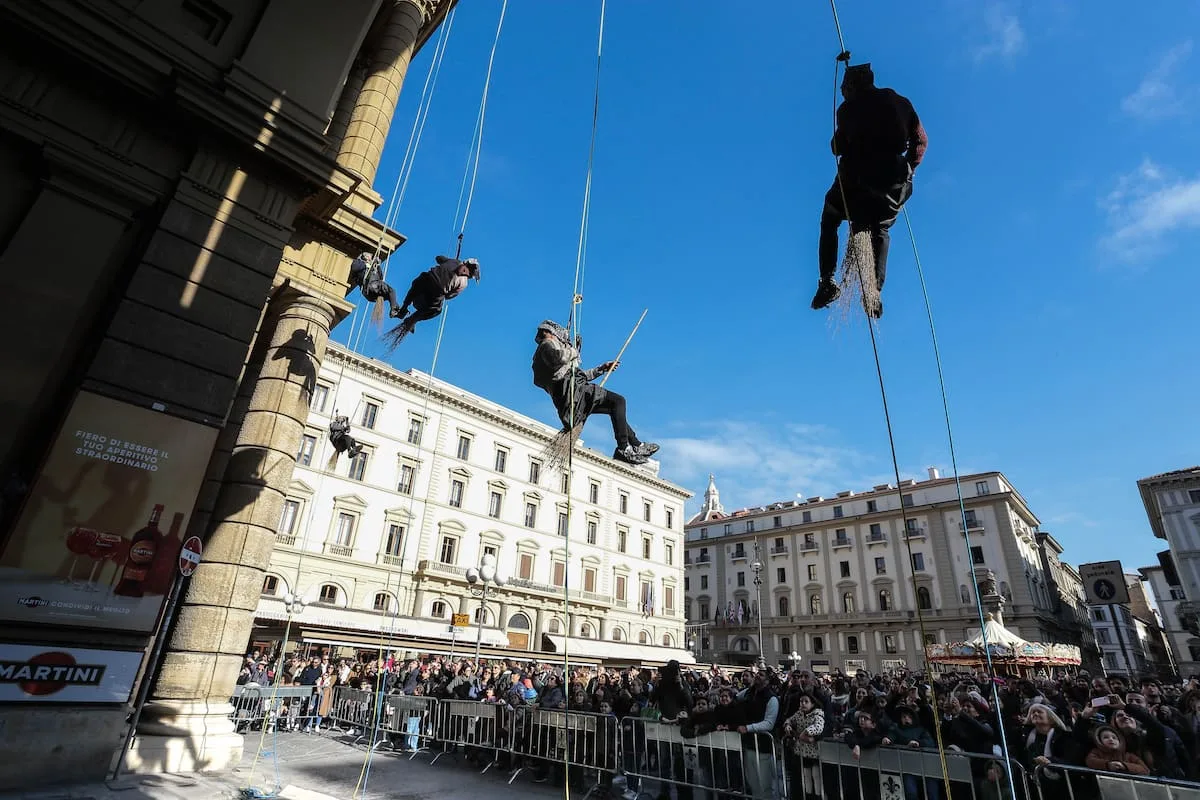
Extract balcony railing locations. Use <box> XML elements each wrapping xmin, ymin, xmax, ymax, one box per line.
<box><xmin>770</xmin><ymin>546</ymin><xmax>789</xmax><ymax>555</ymax></box>
<box><xmin>378</xmin><ymin>554</ymin><xmax>404</xmax><ymax>567</ymax></box>
<box><xmin>325</xmin><ymin>543</ymin><xmax>354</xmax><ymax>557</ymax></box>
<box><xmin>416</xmin><ymin>560</ymin><xmax>612</xmax><ymax>607</ymax></box>
<box><xmin>866</xmin><ymin>533</ymin><xmax>887</xmax><ymax>544</ymax></box>
<box><xmin>732</xmin><ymin>550</ymin><xmax>748</xmax><ymax>560</ymax></box>
<box><xmin>800</xmin><ymin>542</ymin><xmax>819</xmax><ymax>552</ymax></box>
<box><xmin>904</xmin><ymin>525</ymin><xmax>927</xmax><ymax>539</ymax></box>
<box><xmin>833</xmin><ymin>538</ymin><xmax>851</xmax><ymax>549</ymax></box>
<box><xmin>959</xmin><ymin>520</ymin><xmax>984</xmax><ymax>532</ymax></box>
<box><xmin>275</xmin><ymin>532</ymin><xmax>297</xmax><ymax>547</ymax></box>
<box><xmin>697</xmin><ymin>555</ymin><xmax>712</xmax><ymax>563</ymax></box>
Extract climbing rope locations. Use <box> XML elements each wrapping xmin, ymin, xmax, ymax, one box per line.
<box><xmin>345</xmin><ymin>5</ymin><xmax>457</xmax><ymax>355</ymax></box>
<box><xmin>905</xmin><ymin>206</ymin><xmax>1022</xmax><ymax>791</ymax></box>
<box><xmin>821</xmin><ymin>3</ymin><xmax>971</xmax><ymax>798</ymax></box>
<box><xmin>555</xmin><ymin>3</ymin><xmax>607</xmax><ymax>798</ymax></box>
<box><xmin>243</xmin><ymin>361</ymin><xmax>355</xmax><ymax>797</ymax></box>
<box><xmin>354</xmin><ymin>3</ymin><xmax>510</xmax><ymax>796</ymax></box>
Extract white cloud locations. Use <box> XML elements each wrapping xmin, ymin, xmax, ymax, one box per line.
<box><xmin>1100</xmin><ymin>158</ymin><xmax>1200</xmax><ymax>259</ymax></box>
<box><xmin>972</xmin><ymin>5</ymin><xmax>1026</xmax><ymax>63</ymax></box>
<box><xmin>655</xmin><ymin>420</ymin><xmax>892</xmax><ymax>518</ymax></box>
<box><xmin>1122</xmin><ymin>40</ymin><xmax>1194</xmax><ymax>120</ymax></box>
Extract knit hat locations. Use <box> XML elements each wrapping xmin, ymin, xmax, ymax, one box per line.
<box><xmin>843</xmin><ymin>63</ymin><xmax>874</xmax><ymax>89</ymax></box>
<box><xmin>536</xmin><ymin>320</ymin><xmax>570</xmax><ymax>345</ymax></box>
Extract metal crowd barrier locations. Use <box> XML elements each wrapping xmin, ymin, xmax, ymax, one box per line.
<box><xmin>376</xmin><ymin>694</ymin><xmax>438</xmax><ymax>758</ymax></box>
<box><xmin>429</xmin><ymin>698</ymin><xmax>508</xmax><ymax>770</ymax></box>
<box><xmin>814</xmin><ymin>739</ymin><xmax>1033</xmax><ymax>800</ymax></box>
<box><xmin>230</xmin><ymin>685</ymin><xmax>324</xmax><ymax>733</ymax></box>
<box><xmin>621</xmin><ymin>717</ymin><xmax>768</xmax><ymax>800</ymax></box>
<box><xmin>508</xmin><ymin>707</ymin><xmax>620</xmax><ymax>797</ymax></box>
<box><xmin>275</xmin><ymin>689</ymin><xmax>1200</xmax><ymax>800</ymax></box>
<box><xmin>1035</xmin><ymin>763</ymin><xmax>1200</xmax><ymax>800</ymax></box>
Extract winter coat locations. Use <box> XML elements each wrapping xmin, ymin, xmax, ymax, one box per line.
<box><xmin>784</xmin><ymin>707</ymin><xmax>826</xmax><ymax>758</ymax></box>
<box><xmin>531</xmin><ymin>327</ymin><xmax>602</xmax><ymax>428</ymax></box>
<box><xmin>1086</xmin><ymin>726</ymin><xmax>1150</xmax><ymax>775</ymax></box>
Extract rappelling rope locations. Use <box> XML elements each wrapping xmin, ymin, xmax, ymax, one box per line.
<box><xmin>556</xmin><ymin>3</ymin><xmax>607</xmax><ymax>798</ymax></box>
<box><xmin>904</xmin><ymin>206</ymin><xmax>1022</xmax><ymax>792</ymax></box>
<box><xmin>354</xmin><ymin>3</ymin><xmax>510</xmax><ymax>797</ymax></box>
<box><xmin>345</xmin><ymin>6</ymin><xmax>456</xmax><ymax>354</ymax></box>
<box><xmin>824</xmin><ymin>3</ymin><xmax>952</xmax><ymax>797</ymax></box>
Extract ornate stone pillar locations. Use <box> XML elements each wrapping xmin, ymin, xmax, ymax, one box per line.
<box><xmin>336</xmin><ymin>0</ymin><xmax>433</xmax><ymax>184</ymax></box>
<box><xmin>125</xmin><ymin>289</ymin><xmax>334</xmax><ymax>773</ymax></box>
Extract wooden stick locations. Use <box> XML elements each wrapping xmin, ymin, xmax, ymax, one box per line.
<box><xmin>596</xmin><ymin>308</ymin><xmax>647</xmax><ymax>390</ymax></box>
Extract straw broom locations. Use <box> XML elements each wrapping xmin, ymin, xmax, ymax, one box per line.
<box><xmin>542</xmin><ymin>310</ymin><xmax>648</xmax><ymax>469</ymax></box>
<box><xmin>830</xmin><ymin>229</ymin><xmax>879</xmax><ymax>329</ymax></box>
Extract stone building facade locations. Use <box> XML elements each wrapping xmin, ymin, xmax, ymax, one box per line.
<box><xmin>253</xmin><ymin>344</ymin><xmax>693</xmax><ymax>665</ymax></box>
<box><xmin>0</xmin><ymin>0</ymin><xmax>454</xmax><ymax>790</ymax></box>
<box><xmin>684</xmin><ymin>471</ymin><xmax>1092</xmax><ymax>673</ymax></box>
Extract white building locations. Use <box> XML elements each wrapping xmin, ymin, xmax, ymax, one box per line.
<box><xmin>684</xmin><ymin>470</ymin><xmax>1090</xmax><ymax>672</ymax></box>
<box><xmin>1138</xmin><ymin>467</ymin><xmax>1200</xmax><ymax>677</ymax></box>
<box><xmin>252</xmin><ymin>343</ymin><xmax>693</xmax><ymax>666</ymax></box>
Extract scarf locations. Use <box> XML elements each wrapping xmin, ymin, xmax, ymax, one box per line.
<box><xmin>1026</xmin><ymin>727</ymin><xmax>1062</xmax><ymax>780</ymax></box>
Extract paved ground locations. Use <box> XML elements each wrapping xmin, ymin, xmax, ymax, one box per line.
<box><xmin>4</xmin><ymin>731</ymin><xmax>580</xmax><ymax>800</ymax></box>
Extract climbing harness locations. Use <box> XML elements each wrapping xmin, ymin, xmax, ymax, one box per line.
<box><xmin>824</xmin><ymin>2</ymin><xmax>1020</xmax><ymax>799</ymax></box>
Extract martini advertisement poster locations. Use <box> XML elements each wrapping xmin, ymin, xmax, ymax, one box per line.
<box><xmin>0</xmin><ymin>391</ymin><xmax>217</xmax><ymax>632</ymax></box>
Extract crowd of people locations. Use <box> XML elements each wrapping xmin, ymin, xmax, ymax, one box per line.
<box><xmin>236</xmin><ymin>649</ymin><xmax>1200</xmax><ymax>799</ymax></box>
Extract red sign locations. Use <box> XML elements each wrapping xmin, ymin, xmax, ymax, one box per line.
<box><xmin>179</xmin><ymin>536</ymin><xmax>202</xmax><ymax>577</ymax></box>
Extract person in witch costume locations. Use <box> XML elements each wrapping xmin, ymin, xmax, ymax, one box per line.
<box><xmin>327</xmin><ymin>415</ymin><xmax>363</xmax><ymax>464</ymax></box>
<box><xmin>386</xmin><ymin>254</ymin><xmax>481</xmax><ymax>346</ymax></box>
<box><xmin>531</xmin><ymin>320</ymin><xmax>658</xmax><ymax>466</ymax></box>
<box><xmin>345</xmin><ymin>252</ymin><xmax>404</xmax><ymax>318</ymax></box>
<box><xmin>812</xmin><ymin>62</ymin><xmax>928</xmax><ymax>319</ymax></box>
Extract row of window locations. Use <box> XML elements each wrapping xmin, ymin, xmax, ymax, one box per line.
<box><xmin>692</xmin><ymin>580</ymin><xmax>1011</xmax><ymax>620</ymax></box>
<box><xmin>307</xmin><ymin>390</ymin><xmax>677</xmax><ymax>528</ymax></box>
<box><xmin>696</xmin><ymin>486</ymin><xmax>991</xmax><ymax>538</ymax></box>
<box><xmin>692</xmin><ymin>543</ymin><xmax>989</xmax><ymax>576</ymax></box>
<box><xmin>723</xmin><ymin>631</ymin><xmax>917</xmax><ymax>656</ymax></box>
<box><xmin>280</xmin><ymin>495</ymin><xmax>678</xmax><ymax>568</ymax></box>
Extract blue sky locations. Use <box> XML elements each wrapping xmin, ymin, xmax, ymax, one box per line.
<box><xmin>337</xmin><ymin>0</ymin><xmax>1200</xmax><ymax>575</ymax></box>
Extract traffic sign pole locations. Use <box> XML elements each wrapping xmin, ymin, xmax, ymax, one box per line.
<box><xmin>110</xmin><ymin>536</ymin><xmax>202</xmax><ymax>779</ymax></box>
<box><xmin>1109</xmin><ymin>603</ymin><xmax>1137</xmax><ymax>680</ymax></box>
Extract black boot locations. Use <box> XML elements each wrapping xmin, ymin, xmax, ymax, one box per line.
<box><xmin>811</xmin><ymin>278</ymin><xmax>840</xmax><ymax>309</ymax></box>
<box><xmin>612</xmin><ymin>445</ymin><xmax>649</xmax><ymax>465</ymax></box>
<box><xmin>634</xmin><ymin>442</ymin><xmax>660</xmax><ymax>457</ymax></box>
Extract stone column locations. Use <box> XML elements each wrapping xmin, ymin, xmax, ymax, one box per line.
<box><xmin>336</xmin><ymin>0</ymin><xmax>433</xmax><ymax>184</ymax></box>
<box><xmin>125</xmin><ymin>289</ymin><xmax>334</xmax><ymax>774</ymax></box>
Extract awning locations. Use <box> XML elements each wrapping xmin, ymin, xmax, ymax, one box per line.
<box><xmin>542</xmin><ymin>634</ymin><xmax>696</xmax><ymax>665</ymax></box>
<box><xmin>255</xmin><ymin>598</ymin><xmax>509</xmax><ymax>648</ymax></box>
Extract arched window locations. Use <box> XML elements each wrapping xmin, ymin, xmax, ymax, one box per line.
<box><xmin>847</xmin><ymin>635</ymin><xmax>859</xmax><ymax>654</ymax></box>
<box><xmin>262</xmin><ymin>575</ymin><xmax>279</xmax><ymax>595</ymax></box>
<box><xmin>736</xmin><ymin>638</ymin><xmax>751</xmax><ymax>652</ymax></box>
<box><xmin>548</xmin><ymin>617</ymin><xmax>562</xmax><ymax>633</ymax></box>
<box><xmin>780</xmin><ymin>636</ymin><xmax>792</xmax><ymax>654</ymax></box>
<box><xmin>612</xmin><ymin>627</ymin><xmax>625</xmax><ymax>641</ymax></box>
<box><xmin>960</xmin><ymin>584</ymin><xmax>971</xmax><ymax>604</ymax></box>
<box><xmin>778</xmin><ymin>596</ymin><xmax>790</xmax><ymax>617</ymax></box>
<box><xmin>473</xmin><ymin>606</ymin><xmax>491</xmax><ymax>625</ymax></box>
<box><xmin>842</xmin><ymin>592</ymin><xmax>856</xmax><ymax>613</ymax></box>
<box><xmin>318</xmin><ymin>584</ymin><xmax>339</xmax><ymax>604</ymax></box>
<box><xmin>662</xmin><ymin>633</ymin><xmax>673</xmax><ymax>647</ymax></box>
<box><xmin>431</xmin><ymin>600</ymin><xmax>447</xmax><ymax>618</ymax></box>
<box><xmin>373</xmin><ymin>592</ymin><xmax>393</xmax><ymax>612</ymax></box>
<box><xmin>879</xmin><ymin>589</ymin><xmax>892</xmax><ymax>611</ymax></box>
<box><xmin>809</xmin><ymin>594</ymin><xmax>822</xmax><ymax>614</ymax></box>
<box><xmin>639</xmin><ymin>630</ymin><xmax>650</xmax><ymax>644</ymax></box>
<box><xmin>508</xmin><ymin>613</ymin><xmax>531</xmax><ymax>630</ymax></box>
<box><xmin>917</xmin><ymin>587</ymin><xmax>932</xmax><ymax>610</ymax></box>
<box><xmin>580</xmin><ymin>622</ymin><xmax>594</xmax><ymax>638</ymax></box>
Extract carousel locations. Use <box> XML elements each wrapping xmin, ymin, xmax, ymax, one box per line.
<box><xmin>925</xmin><ymin>613</ymin><xmax>1082</xmax><ymax>676</ymax></box>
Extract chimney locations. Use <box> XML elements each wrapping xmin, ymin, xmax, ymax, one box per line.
<box><xmin>927</xmin><ymin>467</ymin><xmax>941</xmax><ymax>480</ymax></box>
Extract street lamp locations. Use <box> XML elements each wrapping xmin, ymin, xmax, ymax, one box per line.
<box><xmin>752</xmin><ymin>541</ymin><xmax>765</xmax><ymax>668</ymax></box>
<box><xmin>466</xmin><ymin>553</ymin><xmax>507</xmax><ymax>667</ymax></box>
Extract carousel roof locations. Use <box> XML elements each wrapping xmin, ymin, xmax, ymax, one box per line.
<box><xmin>927</xmin><ymin>613</ymin><xmax>1081</xmax><ymax>666</ymax></box>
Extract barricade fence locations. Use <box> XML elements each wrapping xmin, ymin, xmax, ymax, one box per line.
<box><xmin>251</xmin><ymin>687</ymin><xmax>1196</xmax><ymax>800</ymax></box>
